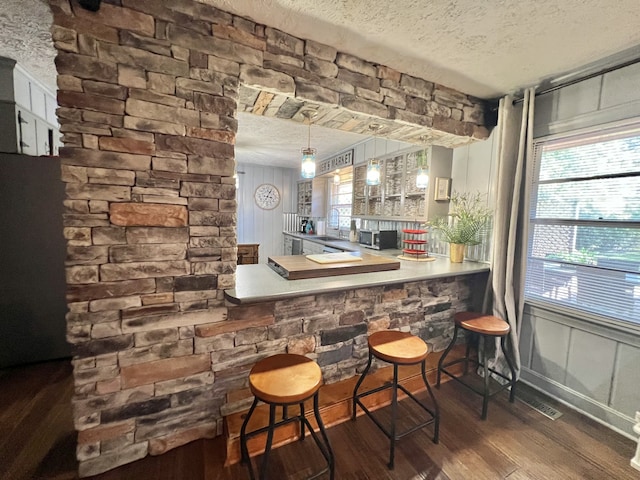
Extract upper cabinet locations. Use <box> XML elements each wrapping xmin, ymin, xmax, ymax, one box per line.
<box><xmin>0</xmin><ymin>56</ymin><xmax>61</xmax><ymax>157</ymax></box>
<box><xmin>297</xmin><ymin>178</ymin><xmax>327</xmax><ymax>217</ymax></box>
<box><xmin>297</xmin><ymin>180</ymin><xmax>312</xmax><ymax>216</ymax></box>
<box><xmin>352</xmin><ymin>146</ymin><xmax>452</xmax><ymax>221</ymax></box>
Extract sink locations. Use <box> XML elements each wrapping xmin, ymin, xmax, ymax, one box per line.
<box><xmin>311</xmin><ymin>236</ymin><xmax>342</xmax><ymax>242</ymax></box>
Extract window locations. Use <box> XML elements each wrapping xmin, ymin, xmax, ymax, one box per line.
<box><xmin>328</xmin><ymin>170</ymin><xmax>353</xmax><ymax>230</ymax></box>
<box><xmin>524</xmin><ymin>122</ymin><xmax>640</xmax><ymax>326</ymax></box>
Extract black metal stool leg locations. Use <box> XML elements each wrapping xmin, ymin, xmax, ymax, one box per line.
<box><xmin>501</xmin><ymin>335</ymin><xmax>518</xmax><ymax>403</ymax></box>
<box><xmin>259</xmin><ymin>404</ymin><xmax>277</xmax><ymax>480</ymax></box>
<box><xmin>437</xmin><ymin>324</ymin><xmax>459</xmax><ymax>387</ymax></box>
<box><xmin>240</xmin><ymin>397</ymin><xmax>259</xmax><ymax>476</ymax></box>
<box><xmin>464</xmin><ymin>333</ymin><xmax>472</xmax><ymax>375</ymax></box>
<box><xmin>481</xmin><ymin>335</ymin><xmax>490</xmax><ymax>420</ymax></box>
<box><xmin>299</xmin><ymin>402</ymin><xmax>306</xmax><ymax>441</ymax></box>
<box><xmin>313</xmin><ymin>392</ymin><xmax>335</xmax><ymax>480</ymax></box>
<box><xmin>352</xmin><ymin>351</ymin><xmax>373</xmax><ymax>420</ymax></box>
<box><xmin>421</xmin><ymin>360</ymin><xmax>440</xmax><ymax>444</ymax></box>
<box><xmin>388</xmin><ymin>363</ymin><xmax>399</xmax><ymax>469</ymax></box>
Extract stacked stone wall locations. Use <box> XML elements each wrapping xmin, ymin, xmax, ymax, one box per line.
<box><xmin>51</xmin><ymin>0</ymin><xmax>488</xmax><ymax>475</ymax></box>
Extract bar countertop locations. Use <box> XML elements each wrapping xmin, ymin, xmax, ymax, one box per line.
<box><xmin>225</xmin><ymin>244</ymin><xmax>490</xmax><ymax>304</ymax></box>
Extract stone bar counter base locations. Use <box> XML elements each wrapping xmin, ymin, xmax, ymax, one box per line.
<box><xmin>52</xmin><ymin>0</ymin><xmax>489</xmax><ymax>476</ymax></box>
<box><xmin>217</xmin><ymin>274</ymin><xmax>482</xmax><ymax>409</ymax></box>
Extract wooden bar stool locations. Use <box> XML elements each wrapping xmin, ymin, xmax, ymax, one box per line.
<box><xmin>240</xmin><ymin>354</ymin><xmax>335</xmax><ymax>480</ymax></box>
<box><xmin>352</xmin><ymin>330</ymin><xmax>440</xmax><ymax>469</ymax></box>
<box><xmin>436</xmin><ymin>312</ymin><xmax>517</xmax><ymax>420</ymax></box>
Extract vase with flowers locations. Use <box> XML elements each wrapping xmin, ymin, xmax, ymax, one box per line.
<box><xmin>426</xmin><ymin>191</ymin><xmax>492</xmax><ymax>263</ymax></box>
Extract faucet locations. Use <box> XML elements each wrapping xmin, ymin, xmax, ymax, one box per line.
<box><xmin>329</xmin><ymin>208</ymin><xmax>340</xmax><ymax>229</ymax></box>
<box><xmin>327</xmin><ymin>208</ymin><xmax>346</xmax><ymax>238</ymax></box>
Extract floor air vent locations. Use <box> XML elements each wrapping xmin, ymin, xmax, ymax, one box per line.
<box><xmin>517</xmin><ymin>390</ymin><xmax>563</xmax><ymax>420</ymax></box>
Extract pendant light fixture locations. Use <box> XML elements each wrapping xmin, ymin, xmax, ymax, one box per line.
<box><xmin>300</xmin><ymin>110</ymin><xmax>317</xmax><ymax>179</ymax></box>
<box><xmin>333</xmin><ymin>169</ymin><xmax>341</xmax><ymax>185</ymax></box>
<box><xmin>366</xmin><ymin>123</ymin><xmax>382</xmax><ymax>186</ymax></box>
<box><xmin>416</xmin><ymin>138</ymin><xmax>429</xmax><ymax>189</ymax></box>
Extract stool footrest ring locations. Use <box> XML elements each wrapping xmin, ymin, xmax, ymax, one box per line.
<box><xmin>353</xmin><ymin>349</ymin><xmax>439</xmax><ymax>470</ymax></box>
<box><xmin>240</xmin><ymin>393</ymin><xmax>334</xmax><ymax>480</ymax></box>
<box><xmin>439</xmin><ymin>367</ymin><xmax>514</xmax><ymax>398</ymax></box>
<box><xmin>354</xmin><ymin>383</ymin><xmax>438</xmax><ymax>441</ymax></box>
<box><xmin>436</xmin><ymin>321</ymin><xmax>518</xmax><ymax>420</ymax></box>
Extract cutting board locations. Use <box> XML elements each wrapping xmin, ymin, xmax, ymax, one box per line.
<box><xmin>306</xmin><ymin>252</ymin><xmax>363</xmax><ymax>264</ymax></box>
<box><xmin>268</xmin><ymin>253</ymin><xmax>400</xmax><ymax>280</ymax></box>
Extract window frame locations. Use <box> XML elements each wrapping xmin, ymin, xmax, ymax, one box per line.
<box><xmin>524</xmin><ymin>119</ymin><xmax>640</xmax><ymax>332</ymax></box>
<box><xmin>327</xmin><ymin>170</ymin><xmax>354</xmax><ymax>230</ymax></box>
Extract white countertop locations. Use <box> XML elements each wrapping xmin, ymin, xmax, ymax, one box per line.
<box><xmin>225</xmin><ymin>246</ymin><xmax>490</xmax><ymax>304</ymax></box>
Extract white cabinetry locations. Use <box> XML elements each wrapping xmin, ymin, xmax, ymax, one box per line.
<box><xmin>0</xmin><ymin>56</ymin><xmax>60</xmax><ymax>156</ymax></box>
<box><xmin>283</xmin><ymin>234</ymin><xmax>293</xmax><ymax>255</ymax></box>
<box><xmin>352</xmin><ymin>146</ymin><xmax>452</xmax><ymax>221</ymax></box>
<box><xmin>302</xmin><ymin>239</ymin><xmax>324</xmax><ymax>255</ymax></box>
<box><xmin>297</xmin><ymin>178</ymin><xmax>327</xmax><ymax>217</ymax></box>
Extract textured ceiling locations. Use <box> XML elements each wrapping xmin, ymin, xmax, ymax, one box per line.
<box><xmin>2</xmin><ymin>0</ymin><xmax>640</xmax><ymax>168</ymax></box>
<box><xmin>206</xmin><ymin>0</ymin><xmax>640</xmax><ymax>99</ymax></box>
<box><xmin>0</xmin><ymin>0</ymin><xmax>56</xmax><ymax>91</ymax></box>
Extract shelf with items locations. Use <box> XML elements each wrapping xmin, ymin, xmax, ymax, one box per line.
<box><xmin>382</xmin><ymin>154</ymin><xmax>403</xmax><ymax>218</ymax></box>
<box><xmin>297</xmin><ymin>178</ymin><xmax>327</xmax><ymax>217</ymax></box>
<box><xmin>351</xmin><ymin>145</ymin><xmax>453</xmax><ymax>222</ymax></box>
<box><xmin>297</xmin><ymin>180</ymin><xmax>312</xmax><ymax>216</ymax></box>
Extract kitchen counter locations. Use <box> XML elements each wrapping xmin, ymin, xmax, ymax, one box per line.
<box><xmin>225</xmin><ymin>247</ymin><xmax>489</xmax><ymax>304</ymax></box>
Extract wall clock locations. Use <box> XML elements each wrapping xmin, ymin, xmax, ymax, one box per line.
<box><xmin>254</xmin><ymin>183</ymin><xmax>281</xmax><ymax>210</ymax></box>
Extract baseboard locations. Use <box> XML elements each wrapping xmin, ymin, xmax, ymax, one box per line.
<box><xmin>223</xmin><ymin>345</ymin><xmax>467</xmax><ymax>466</ymax></box>
<box><xmin>520</xmin><ymin>367</ymin><xmax>636</xmax><ymax>440</ymax></box>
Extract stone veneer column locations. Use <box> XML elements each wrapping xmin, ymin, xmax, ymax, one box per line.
<box><xmin>51</xmin><ymin>0</ymin><xmax>488</xmax><ymax>476</ymax></box>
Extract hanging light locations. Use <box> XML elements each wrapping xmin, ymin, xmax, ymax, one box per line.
<box><xmin>366</xmin><ymin>124</ymin><xmax>382</xmax><ymax>186</ymax></box>
<box><xmin>333</xmin><ymin>169</ymin><xmax>341</xmax><ymax>185</ymax></box>
<box><xmin>300</xmin><ymin>110</ymin><xmax>317</xmax><ymax>179</ymax></box>
<box><xmin>416</xmin><ymin>148</ymin><xmax>429</xmax><ymax>189</ymax></box>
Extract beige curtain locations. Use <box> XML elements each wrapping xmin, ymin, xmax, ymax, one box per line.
<box><xmin>485</xmin><ymin>87</ymin><xmax>535</xmax><ymax>377</ymax></box>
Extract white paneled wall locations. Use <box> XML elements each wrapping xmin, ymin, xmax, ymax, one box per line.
<box><xmin>442</xmin><ymin>59</ymin><xmax>640</xmax><ymax>439</ymax></box>
<box><xmin>521</xmin><ymin>304</ymin><xmax>640</xmax><ymax>438</ymax></box>
<box><xmin>451</xmin><ymin>129</ymin><xmax>498</xmax><ymax>208</ymax></box>
<box><xmin>521</xmin><ymin>60</ymin><xmax>640</xmax><ymax>438</ymax></box>
<box><xmin>236</xmin><ymin>163</ymin><xmax>298</xmax><ymax>262</ymax></box>
<box><xmin>352</xmin><ymin>137</ymin><xmax>412</xmax><ymax>167</ymax></box>
<box><xmin>445</xmin><ymin>129</ymin><xmax>498</xmax><ymax>262</ymax></box>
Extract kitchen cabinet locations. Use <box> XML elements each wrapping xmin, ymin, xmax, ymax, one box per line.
<box><xmin>302</xmin><ymin>239</ymin><xmax>324</xmax><ymax>255</ymax></box>
<box><xmin>297</xmin><ymin>178</ymin><xmax>327</xmax><ymax>217</ymax></box>
<box><xmin>283</xmin><ymin>234</ymin><xmax>293</xmax><ymax>255</ymax></box>
<box><xmin>0</xmin><ymin>58</ymin><xmax>60</xmax><ymax>156</ymax></box>
<box><xmin>352</xmin><ymin>146</ymin><xmax>452</xmax><ymax>221</ymax></box>
<box><xmin>297</xmin><ymin>180</ymin><xmax>312</xmax><ymax>216</ymax></box>
<box><xmin>237</xmin><ymin>243</ymin><xmax>259</xmax><ymax>264</ymax></box>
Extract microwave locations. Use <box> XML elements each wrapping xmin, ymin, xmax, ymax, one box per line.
<box><xmin>358</xmin><ymin>230</ymin><xmax>397</xmax><ymax>250</ymax></box>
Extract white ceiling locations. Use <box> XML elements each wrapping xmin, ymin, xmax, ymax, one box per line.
<box><xmin>206</xmin><ymin>0</ymin><xmax>640</xmax><ymax>99</ymax></box>
<box><xmin>2</xmin><ymin>0</ymin><xmax>640</xmax><ymax>168</ymax></box>
<box><xmin>237</xmin><ymin>112</ymin><xmax>371</xmax><ymax>169</ymax></box>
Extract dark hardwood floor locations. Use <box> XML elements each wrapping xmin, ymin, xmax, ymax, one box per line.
<box><xmin>1</xmin><ymin>359</ymin><xmax>637</xmax><ymax>480</ymax></box>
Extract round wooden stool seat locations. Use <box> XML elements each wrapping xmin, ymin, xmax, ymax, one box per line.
<box><xmin>249</xmin><ymin>353</ymin><xmax>322</xmax><ymax>404</ymax></box>
<box><xmin>368</xmin><ymin>330</ymin><xmax>429</xmax><ymax>365</ymax></box>
<box><xmin>454</xmin><ymin>312</ymin><xmax>510</xmax><ymax>336</ymax></box>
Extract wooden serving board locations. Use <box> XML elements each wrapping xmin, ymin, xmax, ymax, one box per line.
<box><xmin>268</xmin><ymin>253</ymin><xmax>400</xmax><ymax>280</ymax></box>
